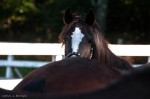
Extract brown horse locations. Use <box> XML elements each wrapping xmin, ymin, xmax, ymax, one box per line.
<box><xmin>2</xmin><ymin>64</ymin><xmax>150</xmax><ymax>99</ymax></box>
<box><xmin>13</xmin><ymin>57</ymin><xmax>121</xmax><ymax>94</ymax></box>
<box><xmin>59</xmin><ymin>8</ymin><xmax>134</xmax><ymax>72</ymax></box>
<box><xmin>13</xmin><ymin>9</ymin><xmax>131</xmax><ymax>95</ymax></box>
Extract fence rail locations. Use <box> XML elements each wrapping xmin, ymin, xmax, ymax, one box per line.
<box><xmin>1</xmin><ymin>42</ymin><xmax>150</xmax><ymax>56</ymax></box>
<box><xmin>0</xmin><ymin>42</ymin><xmax>150</xmax><ymax>79</ymax></box>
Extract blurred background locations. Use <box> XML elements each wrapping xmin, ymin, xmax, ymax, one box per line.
<box><xmin>0</xmin><ymin>0</ymin><xmax>149</xmax><ymax>78</ymax></box>
<box><xmin>0</xmin><ymin>0</ymin><xmax>149</xmax><ymax>43</ymax></box>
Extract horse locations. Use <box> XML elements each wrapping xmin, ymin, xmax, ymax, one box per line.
<box><xmin>13</xmin><ymin>57</ymin><xmax>121</xmax><ymax>95</ymax></box>
<box><xmin>59</xmin><ymin>8</ymin><xmax>134</xmax><ymax>72</ymax></box>
<box><xmin>2</xmin><ymin>63</ymin><xmax>150</xmax><ymax>99</ymax></box>
<box><xmin>12</xmin><ymin>9</ymin><xmax>125</xmax><ymax>94</ymax></box>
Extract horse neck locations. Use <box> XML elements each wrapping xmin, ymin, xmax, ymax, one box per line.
<box><xmin>94</xmin><ymin>46</ymin><xmax>132</xmax><ymax>70</ymax></box>
<box><xmin>92</xmin><ymin>28</ymin><xmax>132</xmax><ymax>70</ymax></box>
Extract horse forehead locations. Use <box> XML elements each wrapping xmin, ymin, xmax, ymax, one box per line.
<box><xmin>74</xmin><ymin>27</ymin><xmax>82</xmax><ymax>33</ymax></box>
<box><xmin>73</xmin><ymin>15</ymin><xmax>84</xmax><ymax>21</ymax></box>
<box><xmin>72</xmin><ymin>27</ymin><xmax>84</xmax><ymax>38</ymax></box>
<box><xmin>72</xmin><ymin>24</ymin><xmax>85</xmax><ymax>33</ymax></box>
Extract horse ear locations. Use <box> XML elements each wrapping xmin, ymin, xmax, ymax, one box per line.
<box><xmin>64</xmin><ymin>8</ymin><xmax>73</xmax><ymax>24</ymax></box>
<box><xmin>85</xmin><ymin>9</ymin><xmax>95</xmax><ymax>26</ymax></box>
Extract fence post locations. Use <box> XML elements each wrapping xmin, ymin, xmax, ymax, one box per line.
<box><xmin>5</xmin><ymin>55</ymin><xmax>14</xmax><ymax>78</ymax></box>
<box><xmin>52</xmin><ymin>55</ymin><xmax>56</xmax><ymax>61</ymax></box>
<box><xmin>56</xmin><ymin>55</ymin><xmax>63</xmax><ymax>61</ymax></box>
<box><xmin>117</xmin><ymin>38</ymin><xmax>123</xmax><ymax>44</ymax></box>
<box><xmin>148</xmin><ymin>56</ymin><xmax>150</xmax><ymax>62</ymax></box>
<box><xmin>52</xmin><ymin>55</ymin><xmax>63</xmax><ymax>61</ymax></box>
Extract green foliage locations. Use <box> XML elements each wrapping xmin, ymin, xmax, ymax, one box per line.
<box><xmin>0</xmin><ymin>0</ymin><xmax>149</xmax><ymax>43</ymax></box>
<box><xmin>0</xmin><ymin>67</ymin><xmax>6</xmax><ymax>77</ymax></box>
<box><xmin>0</xmin><ymin>0</ymin><xmax>92</xmax><ymax>42</ymax></box>
<box><xmin>106</xmin><ymin>0</ymin><xmax>149</xmax><ymax>44</ymax></box>
<box><xmin>0</xmin><ymin>67</ymin><xmax>36</xmax><ymax>78</ymax></box>
<box><xmin>0</xmin><ymin>0</ymin><xmax>38</xmax><ymax>42</ymax></box>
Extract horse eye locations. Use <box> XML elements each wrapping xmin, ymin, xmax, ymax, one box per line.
<box><xmin>63</xmin><ymin>37</ymin><xmax>68</xmax><ymax>42</ymax></box>
<box><xmin>63</xmin><ymin>39</ymin><xmax>66</xmax><ymax>43</ymax></box>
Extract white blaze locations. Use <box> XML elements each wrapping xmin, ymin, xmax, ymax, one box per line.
<box><xmin>71</xmin><ymin>27</ymin><xmax>84</xmax><ymax>52</ymax></box>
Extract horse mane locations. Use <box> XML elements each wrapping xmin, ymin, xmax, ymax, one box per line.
<box><xmin>59</xmin><ymin>22</ymin><xmax>73</xmax><ymax>43</ymax></box>
<box><xmin>91</xmin><ymin>22</ymin><xmax>133</xmax><ymax>71</ymax></box>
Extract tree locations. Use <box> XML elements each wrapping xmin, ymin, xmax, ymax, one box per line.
<box><xmin>0</xmin><ymin>0</ymin><xmax>149</xmax><ymax>44</ymax></box>
<box><xmin>91</xmin><ymin>0</ymin><xmax>109</xmax><ymax>35</ymax></box>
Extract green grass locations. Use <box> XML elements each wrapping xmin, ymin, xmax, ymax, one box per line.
<box><xmin>0</xmin><ymin>67</ymin><xmax>6</xmax><ymax>77</ymax></box>
<box><xmin>0</xmin><ymin>67</ymin><xmax>36</xmax><ymax>78</ymax></box>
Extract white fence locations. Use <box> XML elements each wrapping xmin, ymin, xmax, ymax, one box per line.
<box><xmin>0</xmin><ymin>42</ymin><xmax>150</xmax><ymax>79</ymax></box>
<box><xmin>0</xmin><ymin>42</ymin><xmax>150</xmax><ymax>90</ymax></box>
<box><xmin>0</xmin><ymin>79</ymin><xmax>22</xmax><ymax>90</ymax></box>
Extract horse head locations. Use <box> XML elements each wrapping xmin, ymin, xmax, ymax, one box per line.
<box><xmin>59</xmin><ymin>8</ymin><xmax>96</xmax><ymax>59</ymax></box>
<box><xmin>59</xmin><ymin>8</ymin><xmax>134</xmax><ymax>71</ymax></box>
